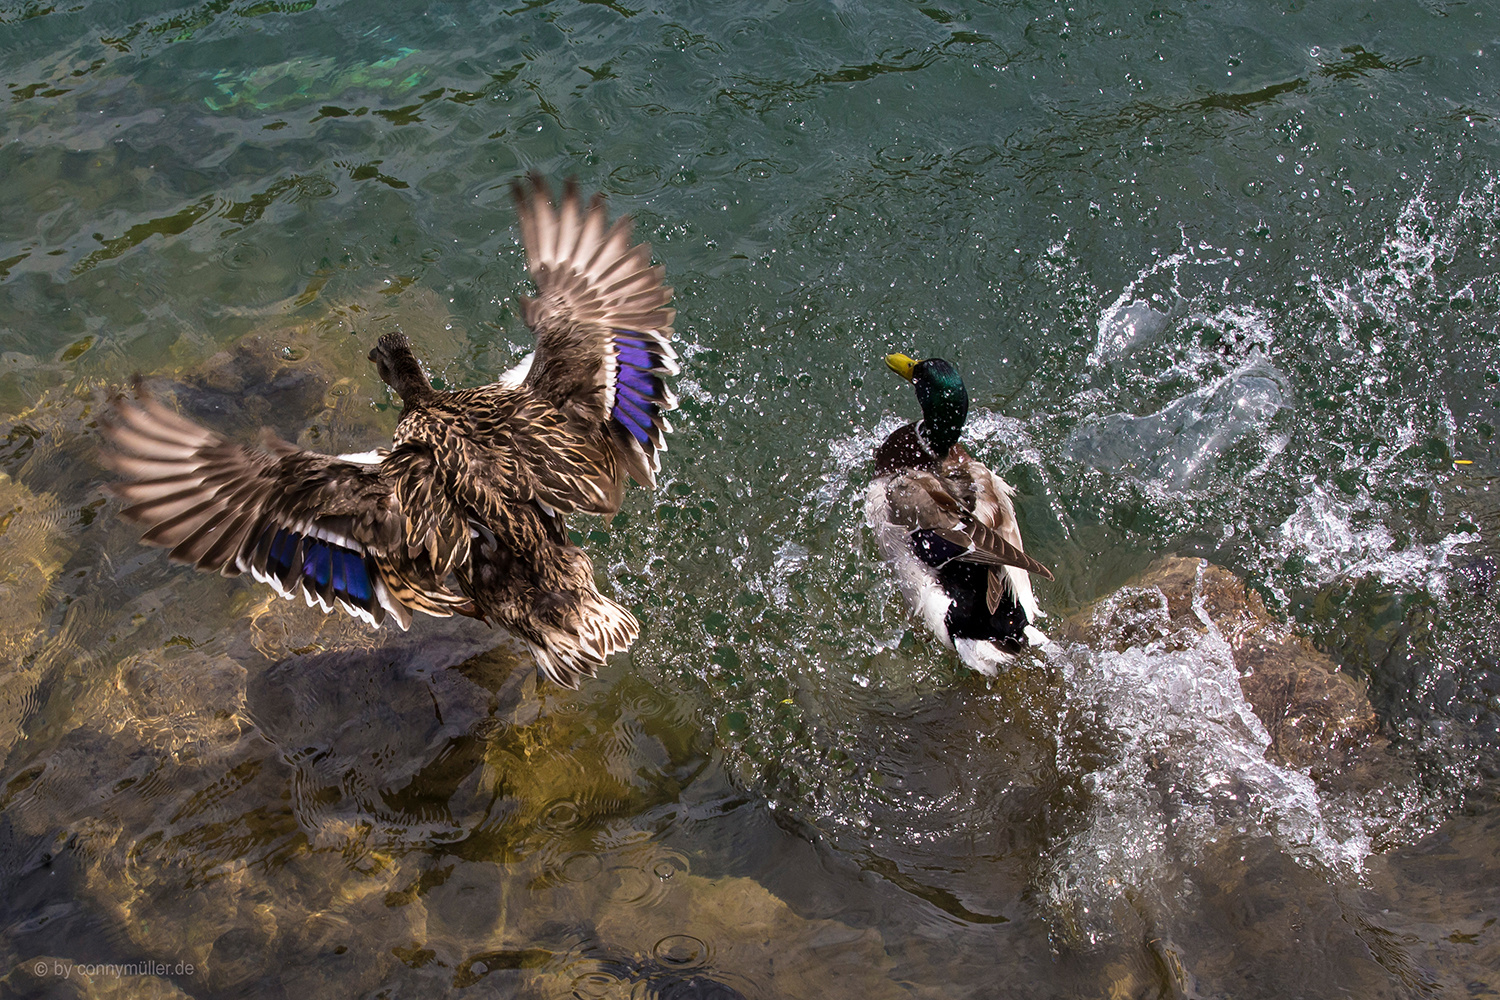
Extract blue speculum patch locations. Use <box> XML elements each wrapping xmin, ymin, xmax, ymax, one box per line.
<box><xmin>261</xmin><ymin>525</ymin><xmax>371</xmax><ymax>604</ymax></box>
<box><xmin>611</xmin><ymin>330</ymin><xmax>666</xmax><ymax>446</ymax></box>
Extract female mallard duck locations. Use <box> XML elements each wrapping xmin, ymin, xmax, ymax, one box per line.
<box><xmin>102</xmin><ymin>176</ymin><xmax>678</xmax><ymax>688</ymax></box>
<box><xmin>865</xmin><ymin>353</ymin><xmax>1052</xmax><ymax>675</ymax></box>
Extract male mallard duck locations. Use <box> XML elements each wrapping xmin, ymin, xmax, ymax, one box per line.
<box><xmin>865</xmin><ymin>353</ymin><xmax>1052</xmax><ymax>675</ymax></box>
<box><xmin>101</xmin><ymin>176</ymin><xmax>678</xmax><ymax>687</ymax></box>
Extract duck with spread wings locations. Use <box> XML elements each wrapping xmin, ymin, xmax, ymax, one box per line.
<box><xmin>866</xmin><ymin>353</ymin><xmax>1052</xmax><ymax>675</ymax></box>
<box><xmin>101</xmin><ymin>177</ymin><xmax>678</xmax><ymax>687</ymax></box>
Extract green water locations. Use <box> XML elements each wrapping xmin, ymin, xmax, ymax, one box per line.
<box><xmin>3</xmin><ymin>0</ymin><xmax>1500</xmax><ymax>996</ymax></box>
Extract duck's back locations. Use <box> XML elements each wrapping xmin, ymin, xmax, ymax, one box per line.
<box><xmin>394</xmin><ymin>386</ymin><xmax>621</xmax><ymax>522</ymax></box>
<box><xmin>867</xmin><ymin>436</ymin><xmax>1048</xmax><ymax>673</ymax></box>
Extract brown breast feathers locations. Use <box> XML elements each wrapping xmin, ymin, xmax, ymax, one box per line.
<box><xmin>874</xmin><ymin>423</ymin><xmax>936</xmax><ymax>477</ymax></box>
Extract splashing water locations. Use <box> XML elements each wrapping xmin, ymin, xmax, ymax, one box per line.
<box><xmin>1042</xmin><ymin>569</ymin><xmax>1377</xmax><ymax>945</ymax></box>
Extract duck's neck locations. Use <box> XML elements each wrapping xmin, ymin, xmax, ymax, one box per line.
<box><xmin>373</xmin><ymin>333</ymin><xmax>437</xmax><ymax>407</ymax></box>
<box><xmin>914</xmin><ymin>366</ymin><xmax>968</xmax><ymax>458</ymax></box>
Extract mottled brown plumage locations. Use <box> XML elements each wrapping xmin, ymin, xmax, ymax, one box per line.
<box><xmin>102</xmin><ymin>176</ymin><xmax>678</xmax><ymax>688</ymax></box>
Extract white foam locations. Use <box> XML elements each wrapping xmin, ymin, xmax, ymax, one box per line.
<box><xmin>1090</xmin><ymin>298</ymin><xmax>1175</xmax><ymax>366</ymax></box>
<box><xmin>1275</xmin><ymin>485</ymin><xmax>1478</xmax><ymax>593</ymax></box>
<box><xmin>1042</xmin><ymin>576</ymin><xmax>1375</xmax><ymax>944</ymax></box>
<box><xmin>1064</xmin><ymin>361</ymin><xmax>1289</xmax><ymax>491</ymax></box>
<box><xmin>963</xmin><ymin>410</ymin><xmax>1047</xmax><ymax>472</ymax></box>
<box><xmin>1313</xmin><ymin>175</ymin><xmax>1500</xmax><ymax>341</ymax></box>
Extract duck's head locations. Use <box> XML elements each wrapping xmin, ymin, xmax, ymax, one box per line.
<box><xmin>887</xmin><ymin>353</ymin><xmax>968</xmax><ymax>458</ymax></box>
<box><xmin>369</xmin><ymin>331</ymin><xmax>435</xmax><ymax>405</ymax></box>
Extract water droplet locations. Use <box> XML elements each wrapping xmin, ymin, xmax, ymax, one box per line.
<box><xmin>653</xmin><ymin>933</ymin><xmax>708</xmax><ymax>968</ymax></box>
<box><xmin>560</xmin><ymin>853</ymin><xmax>603</xmax><ymax>883</ymax></box>
<box><xmin>218</xmin><ymin>241</ymin><xmax>269</xmax><ymax>271</ymax></box>
<box><xmin>609</xmin><ymin>163</ymin><xmax>661</xmax><ymax>194</ymax></box>
<box><xmin>571</xmin><ymin>972</ymin><xmax>617</xmax><ymax>999</ymax></box>
<box><xmin>604</xmin><ymin>866</ymin><xmax>654</xmax><ymax>903</ymax></box>
<box><xmin>541</xmin><ymin>800</ymin><xmax>581</xmax><ymax>831</ymax></box>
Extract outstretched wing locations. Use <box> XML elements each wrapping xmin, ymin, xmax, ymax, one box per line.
<box><xmin>511</xmin><ymin>175</ymin><xmax>678</xmax><ymax>495</ymax></box>
<box><xmin>101</xmin><ymin>388</ymin><xmax>472</xmax><ymax>629</ymax></box>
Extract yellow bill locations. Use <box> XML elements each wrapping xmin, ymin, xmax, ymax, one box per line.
<box><xmin>886</xmin><ymin>353</ymin><xmax>917</xmax><ymax>380</ymax></box>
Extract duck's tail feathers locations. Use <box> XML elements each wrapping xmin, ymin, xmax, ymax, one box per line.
<box><xmin>952</xmin><ymin>626</ymin><xmax>1048</xmax><ymax>677</ymax></box>
<box><xmin>949</xmin><ymin>633</ymin><xmax>1027</xmax><ymax>676</ymax></box>
<box><xmin>525</xmin><ymin>594</ymin><xmax>640</xmax><ymax>689</ymax></box>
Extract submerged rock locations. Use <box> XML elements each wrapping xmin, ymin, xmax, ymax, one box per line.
<box><xmin>1060</xmin><ymin>556</ymin><xmax>1390</xmax><ymax>786</ymax></box>
<box><xmin>1042</xmin><ymin>555</ymin><xmax>1419</xmax><ymax>949</ymax></box>
<box><xmin>164</xmin><ymin>285</ymin><xmax>474</xmax><ymax>454</ymax></box>
<box><xmin>519</xmin><ymin>863</ymin><xmax>902</xmax><ymax>999</ymax></box>
<box><xmin>0</xmin><ymin>471</ymin><xmax>73</xmax><ymax>758</ymax></box>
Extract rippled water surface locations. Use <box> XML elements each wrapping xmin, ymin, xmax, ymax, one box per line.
<box><xmin>3</xmin><ymin>0</ymin><xmax>1500</xmax><ymax>996</ymax></box>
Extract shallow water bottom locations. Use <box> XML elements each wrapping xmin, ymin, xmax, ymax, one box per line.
<box><xmin>1</xmin><ymin>568</ymin><xmax>1497</xmax><ymax>1000</ymax></box>
<box><xmin>3</xmin><ymin>0</ymin><xmax>1500</xmax><ymax>991</ymax></box>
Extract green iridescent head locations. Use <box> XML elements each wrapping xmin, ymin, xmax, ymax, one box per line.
<box><xmin>886</xmin><ymin>353</ymin><xmax>969</xmax><ymax>457</ymax></box>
